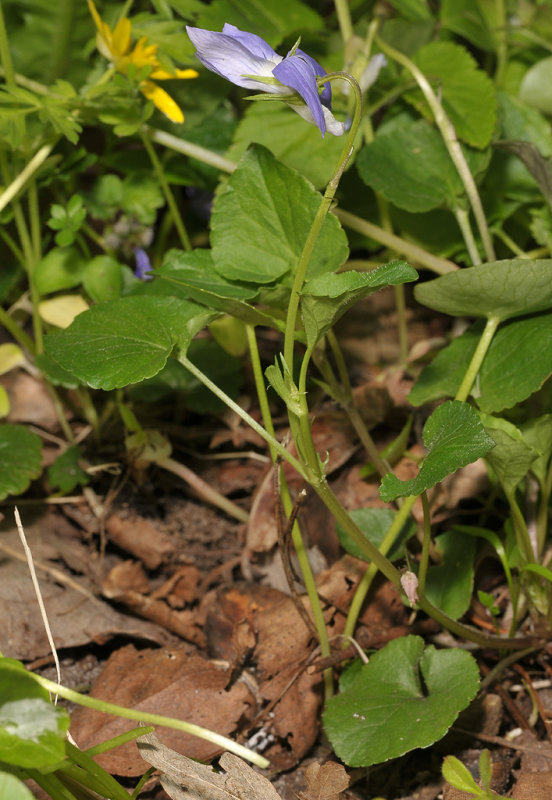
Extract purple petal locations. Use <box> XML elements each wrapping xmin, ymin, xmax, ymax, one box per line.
<box><xmin>222</xmin><ymin>23</ymin><xmax>277</xmax><ymax>59</ymax></box>
<box><xmin>273</xmin><ymin>54</ymin><xmax>326</xmax><ymax>135</ymax></box>
<box><xmin>296</xmin><ymin>48</ymin><xmax>331</xmax><ymax>107</ymax></box>
<box><xmin>134</xmin><ymin>248</ymin><xmax>152</xmax><ymax>280</ymax></box>
<box><xmin>186</xmin><ymin>26</ymin><xmax>282</xmax><ymax>91</ymax></box>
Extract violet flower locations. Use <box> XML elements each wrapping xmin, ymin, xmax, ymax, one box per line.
<box><xmin>134</xmin><ymin>247</ymin><xmax>152</xmax><ymax>280</ymax></box>
<box><xmin>186</xmin><ymin>24</ymin><xmax>345</xmax><ymax>137</ymax></box>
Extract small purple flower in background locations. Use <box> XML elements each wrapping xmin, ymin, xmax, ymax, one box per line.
<box><xmin>134</xmin><ymin>247</ymin><xmax>153</xmax><ymax>280</ymax></box>
<box><xmin>186</xmin><ymin>24</ymin><xmax>345</xmax><ymax>137</ymax></box>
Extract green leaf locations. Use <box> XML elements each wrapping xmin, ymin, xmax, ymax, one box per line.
<box><xmin>497</xmin><ymin>92</ymin><xmax>552</xmax><ymax>158</ymax></box>
<box><xmin>0</xmin><ymin>658</ymin><xmax>69</xmax><ymax>767</ymax></box>
<box><xmin>35</xmin><ymin>353</ymin><xmax>81</xmax><ymax>389</ymax></box>
<box><xmin>34</xmin><ymin>247</ymin><xmax>86</xmax><ymax>296</ymax></box>
<box><xmin>301</xmin><ymin>261</ymin><xmax>418</xmax><ymax>348</ymax></box>
<box><xmin>440</xmin><ymin>0</ymin><xmax>498</xmax><ymax>52</ymax></box>
<box><xmin>44</xmin><ymin>296</ymin><xmax>214</xmax><ymax>390</ymax></box>
<box><xmin>227</xmin><ymin>103</ymin><xmax>346</xmax><ymax>189</ymax></box>
<box><xmin>0</xmin><ymin>425</ymin><xmax>42</xmax><ymax>500</ymax></box>
<box><xmin>380</xmin><ymin>401</ymin><xmax>495</xmax><ymax>502</ymax></box>
<box><xmin>390</xmin><ymin>0</ymin><xmax>432</xmax><ymax>21</ymax></box>
<box><xmin>83</xmin><ymin>256</ymin><xmax>124</xmax><ymax>303</ymax></box>
<box><xmin>520</xmin><ymin>56</ymin><xmax>552</xmax><ymax>116</ymax></box>
<box><xmin>424</xmin><ymin>531</ymin><xmax>476</xmax><ymax>620</ymax></box>
<box><xmin>357</xmin><ymin>119</ymin><xmax>490</xmax><ymax>212</ymax></box>
<box><xmin>120</xmin><ymin>173</ymin><xmax>165</xmax><ymax>226</ymax></box>
<box><xmin>479</xmin><ymin>414</ymin><xmax>539</xmax><ymax>495</ymax></box>
<box><xmin>410</xmin><ymin>314</ymin><xmax>552</xmax><ymax>412</ymax></box>
<box><xmin>442</xmin><ymin>755</ymin><xmax>481</xmax><ymax>794</ymax></box>
<box><xmin>405</xmin><ymin>41</ymin><xmax>497</xmax><ymax>149</ymax></box>
<box><xmin>194</xmin><ymin>0</ymin><xmax>323</xmax><ymax>48</ymax></box>
<box><xmin>210</xmin><ymin>145</ymin><xmax>349</xmax><ymax>284</ymax></box>
<box><xmin>335</xmin><ymin>508</ymin><xmax>415</xmax><ymax>562</ymax></box>
<box><xmin>322</xmin><ymin>636</ymin><xmax>479</xmax><ymax>767</ymax></box>
<box><xmin>0</xmin><ymin>773</ymin><xmax>35</xmax><ymax>800</ymax></box>
<box><xmin>520</xmin><ymin>415</ymin><xmax>552</xmax><ymax>485</ymax></box>
<box><xmin>47</xmin><ymin>445</ymin><xmax>89</xmax><ymax>494</ymax></box>
<box><xmin>414</xmin><ymin>260</ymin><xmax>552</xmax><ymax>322</ymax></box>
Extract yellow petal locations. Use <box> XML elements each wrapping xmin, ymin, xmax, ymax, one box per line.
<box><xmin>87</xmin><ymin>0</ymin><xmax>103</xmax><ymax>33</ymax></box>
<box><xmin>150</xmin><ymin>66</ymin><xmax>198</xmax><ymax>81</ymax></box>
<box><xmin>111</xmin><ymin>16</ymin><xmax>132</xmax><ymax>58</ymax></box>
<box><xmin>131</xmin><ymin>38</ymin><xmax>160</xmax><ymax>69</ymax></box>
<box><xmin>0</xmin><ymin>386</ymin><xmax>9</xmax><ymax>418</ymax></box>
<box><xmin>39</xmin><ymin>295</ymin><xmax>89</xmax><ymax>328</ymax></box>
<box><xmin>140</xmin><ymin>81</ymin><xmax>184</xmax><ymax>123</ymax></box>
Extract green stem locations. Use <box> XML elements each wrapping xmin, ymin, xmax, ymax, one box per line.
<box><xmin>454</xmin><ymin>206</ymin><xmax>482</xmax><ymax>266</ymax></box>
<box><xmin>507</xmin><ymin>490</ymin><xmax>535</xmax><ymax>563</ymax></box>
<box><xmin>0</xmin><ymin>226</ymin><xmax>25</xmax><ymax>265</ymax></box>
<box><xmin>537</xmin><ymin>461</ymin><xmax>552</xmax><ymax>556</ymax></box>
<box><xmin>245</xmin><ymin>324</ymin><xmax>277</xmax><ymax>462</ymax></box>
<box><xmin>47</xmin><ymin>0</ymin><xmax>76</xmax><ymax>81</ymax></box>
<box><xmin>343</xmin><ymin>495</ymin><xmax>416</xmax><ymax>639</ymax></box>
<box><xmin>0</xmin><ymin>0</ymin><xmax>15</xmax><ymax>87</ymax></box>
<box><xmin>0</xmin><ymin>142</ymin><xmax>55</xmax><ymax>215</ymax></box>
<box><xmin>334</xmin><ymin>0</ymin><xmax>353</xmax><ymax>46</ymax></box>
<box><xmin>494</xmin><ymin>0</ymin><xmax>508</xmax><ymax>87</ymax></box>
<box><xmin>335</xmin><ymin>208</ymin><xmax>458</xmax><ymax>274</ymax></box>
<box><xmin>149</xmin><ymin>127</ymin><xmax>238</xmax><ymax>174</ymax></box>
<box><xmin>140</xmin><ymin>130</ymin><xmax>191</xmax><ymax>250</ymax></box>
<box><xmin>45</xmin><ymin>383</ymin><xmax>75</xmax><ymax>443</ymax></box>
<box><xmin>455</xmin><ymin>316</ymin><xmax>500</xmax><ymax>402</ymax></box>
<box><xmin>283</xmin><ymin>72</ymin><xmax>362</xmax><ymax>374</ymax></box>
<box><xmin>417</xmin><ymin>492</ymin><xmax>431</xmax><ymax>596</ymax></box>
<box><xmin>0</xmin><ymin>306</ymin><xmax>36</xmax><ymax>353</ymax></box>
<box><xmin>376</xmin><ymin>35</ymin><xmax>496</xmax><ymax>263</ymax></box>
<box><xmin>29</xmin><ymin>674</ymin><xmax>269</xmax><ymax>769</ymax></box>
<box><xmin>325</xmin><ymin>330</ymin><xmax>389</xmax><ymax>477</ymax></box>
<box><xmin>177</xmin><ymin>353</ymin><xmax>306</xmax><ymax>478</ymax></box>
<box><xmin>28</xmin><ymin>179</ymin><xmax>42</xmax><ymax>264</ymax></box>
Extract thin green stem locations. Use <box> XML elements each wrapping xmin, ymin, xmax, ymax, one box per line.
<box><xmin>0</xmin><ymin>0</ymin><xmax>15</xmax><ymax>87</ymax></box>
<box><xmin>455</xmin><ymin>316</ymin><xmax>500</xmax><ymax>402</ymax></box>
<box><xmin>245</xmin><ymin>324</ymin><xmax>277</xmax><ymax>462</ymax></box>
<box><xmin>334</xmin><ymin>0</ymin><xmax>353</xmax><ymax>46</ymax></box>
<box><xmin>343</xmin><ymin>495</ymin><xmax>416</xmax><ymax>639</ymax></box>
<box><xmin>335</xmin><ymin>208</ymin><xmax>458</xmax><ymax>274</ymax></box>
<box><xmin>47</xmin><ymin>0</ymin><xmax>76</xmax><ymax>81</ymax></box>
<box><xmin>0</xmin><ymin>142</ymin><xmax>55</xmax><ymax>215</ymax></box>
<box><xmin>376</xmin><ymin>35</ymin><xmax>496</xmax><ymax>263</ymax></box>
<box><xmin>29</xmin><ymin>674</ymin><xmax>269</xmax><ymax>769</ymax></box>
<box><xmin>177</xmin><ymin>353</ymin><xmax>306</xmax><ymax>478</ymax></box>
<box><xmin>140</xmin><ymin>130</ymin><xmax>191</xmax><ymax>250</ymax></box>
<box><xmin>507</xmin><ymin>490</ymin><xmax>536</xmax><ymax>563</ymax></box>
<box><xmin>283</xmin><ymin>72</ymin><xmax>362</xmax><ymax>374</ymax></box>
<box><xmin>394</xmin><ymin>284</ymin><xmax>408</xmax><ymax>365</ymax></box>
<box><xmin>494</xmin><ymin>0</ymin><xmax>508</xmax><ymax>88</ymax></box>
<box><xmin>0</xmin><ymin>226</ymin><xmax>25</xmax><ymax>265</ymax></box>
<box><xmin>0</xmin><ymin>306</ymin><xmax>36</xmax><ymax>353</ymax></box>
<box><xmin>537</xmin><ymin>461</ymin><xmax>552</xmax><ymax>556</ymax></box>
<box><xmin>454</xmin><ymin>206</ymin><xmax>482</xmax><ymax>265</ymax></box>
<box><xmin>417</xmin><ymin>492</ymin><xmax>431</xmax><ymax>596</ymax></box>
<box><xmin>149</xmin><ymin>127</ymin><xmax>238</xmax><ymax>174</ymax></box>
<box><xmin>45</xmin><ymin>383</ymin><xmax>75</xmax><ymax>443</ymax></box>
<box><xmin>28</xmin><ymin>179</ymin><xmax>42</xmax><ymax>264</ymax></box>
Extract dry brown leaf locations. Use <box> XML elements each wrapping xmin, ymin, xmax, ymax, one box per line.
<box><xmin>70</xmin><ymin>645</ymin><xmax>255</xmax><ymax>776</ymax></box>
<box><xmin>138</xmin><ymin>729</ymin><xmax>282</xmax><ymax>800</ymax></box>
<box><xmin>299</xmin><ymin>762</ymin><xmax>350</xmax><ymax>800</ymax></box>
<box><xmin>106</xmin><ymin>513</ymin><xmax>176</xmax><ymax>569</ymax></box>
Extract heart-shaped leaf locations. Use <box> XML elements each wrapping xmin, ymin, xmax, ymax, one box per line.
<box><xmin>211</xmin><ymin>145</ymin><xmax>349</xmax><ymax>284</ymax></box>
<box><xmin>424</xmin><ymin>531</ymin><xmax>476</xmax><ymax>620</ymax></box>
<box><xmin>335</xmin><ymin>507</ymin><xmax>415</xmax><ymax>562</ymax></box>
<box><xmin>479</xmin><ymin>414</ymin><xmax>539</xmax><ymax>495</ymax></box>
<box><xmin>414</xmin><ymin>260</ymin><xmax>552</xmax><ymax>321</ymax></box>
<box><xmin>323</xmin><ymin>636</ymin><xmax>479</xmax><ymax>767</ymax></box>
<box><xmin>380</xmin><ymin>401</ymin><xmax>495</xmax><ymax>502</ymax></box>
<box><xmin>45</xmin><ymin>296</ymin><xmax>214</xmax><ymax>390</ymax></box>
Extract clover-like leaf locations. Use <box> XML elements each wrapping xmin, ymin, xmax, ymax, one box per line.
<box><xmin>380</xmin><ymin>401</ymin><xmax>495</xmax><ymax>502</ymax></box>
<box><xmin>323</xmin><ymin>636</ymin><xmax>479</xmax><ymax>767</ymax></box>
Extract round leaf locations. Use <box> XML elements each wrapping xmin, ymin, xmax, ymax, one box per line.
<box><xmin>34</xmin><ymin>247</ymin><xmax>86</xmax><ymax>296</ymax></box>
<box><xmin>323</xmin><ymin>636</ymin><xmax>479</xmax><ymax>767</ymax></box>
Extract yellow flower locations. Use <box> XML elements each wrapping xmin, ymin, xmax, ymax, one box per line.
<box><xmin>88</xmin><ymin>0</ymin><xmax>197</xmax><ymax>123</ymax></box>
